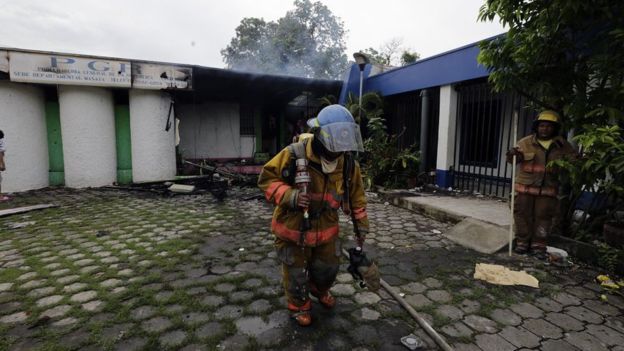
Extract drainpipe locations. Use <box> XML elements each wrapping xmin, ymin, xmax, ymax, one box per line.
<box><xmin>419</xmin><ymin>89</ymin><xmax>429</xmax><ymax>173</ymax></box>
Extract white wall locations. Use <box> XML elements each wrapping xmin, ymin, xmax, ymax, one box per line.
<box><xmin>58</xmin><ymin>86</ymin><xmax>117</xmax><ymax>188</ymax></box>
<box><xmin>177</xmin><ymin>102</ymin><xmax>241</xmax><ymax>159</ymax></box>
<box><xmin>129</xmin><ymin>90</ymin><xmax>176</xmax><ymax>182</ymax></box>
<box><xmin>0</xmin><ymin>82</ymin><xmax>49</xmax><ymax>192</ymax></box>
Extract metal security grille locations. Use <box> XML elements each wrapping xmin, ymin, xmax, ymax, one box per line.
<box><xmin>385</xmin><ymin>88</ymin><xmax>440</xmax><ymax>171</ymax></box>
<box><xmin>451</xmin><ymin>79</ymin><xmax>534</xmax><ymax>198</ymax></box>
<box><xmin>239</xmin><ymin>104</ymin><xmax>255</xmax><ymax>136</ymax></box>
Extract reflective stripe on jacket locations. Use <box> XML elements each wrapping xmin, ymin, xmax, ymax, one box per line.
<box><xmin>513</xmin><ymin>134</ymin><xmax>576</xmax><ymax>193</ymax></box>
<box><xmin>258</xmin><ymin>136</ymin><xmax>369</xmax><ymax>246</ymax></box>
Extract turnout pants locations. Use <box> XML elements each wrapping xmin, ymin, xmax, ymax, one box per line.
<box><xmin>514</xmin><ymin>193</ymin><xmax>558</xmax><ymax>252</ymax></box>
<box><xmin>275</xmin><ymin>237</ymin><xmax>342</xmax><ymax>307</ymax></box>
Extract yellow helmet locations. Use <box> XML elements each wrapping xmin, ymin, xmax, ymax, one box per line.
<box><xmin>532</xmin><ymin>110</ymin><xmax>561</xmax><ymax>135</ymax></box>
<box><xmin>536</xmin><ymin>110</ymin><xmax>561</xmax><ymax>124</ymax></box>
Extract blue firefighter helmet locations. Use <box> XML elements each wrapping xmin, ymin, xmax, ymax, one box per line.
<box><xmin>306</xmin><ymin>105</ymin><xmax>364</xmax><ymax>153</ymax></box>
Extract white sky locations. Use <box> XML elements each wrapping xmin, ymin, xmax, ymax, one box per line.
<box><xmin>0</xmin><ymin>0</ymin><xmax>505</xmax><ymax>68</ymax></box>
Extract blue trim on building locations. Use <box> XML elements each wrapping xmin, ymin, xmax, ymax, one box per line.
<box><xmin>367</xmin><ymin>44</ymin><xmax>489</xmax><ymax>96</ymax></box>
<box><xmin>436</xmin><ymin>169</ymin><xmax>454</xmax><ymax>189</ymax></box>
<box><xmin>341</xmin><ymin>35</ymin><xmax>505</xmax><ymax>100</ymax></box>
<box><xmin>339</xmin><ymin>64</ymin><xmax>373</xmax><ymax>105</ymax></box>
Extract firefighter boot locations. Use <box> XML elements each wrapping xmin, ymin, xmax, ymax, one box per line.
<box><xmin>287</xmin><ymin>300</ymin><xmax>312</xmax><ymax>326</ymax></box>
<box><xmin>310</xmin><ymin>284</ymin><xmax>336</xmax><ymax>309</ymax></box>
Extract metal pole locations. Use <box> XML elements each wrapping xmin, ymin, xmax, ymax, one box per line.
<box><xmin>380</xmin><ymin>279</ymin><xmax>454</xmax><ymax>351</ymax></box>
<box><xmin>419</xmin><ymin>89</ymin><xmax>429</xmax><ymax>173</ymax></box>
<box><xmin>342</xmin><ymin>249</ymin><xmax>453</xmax><ymax>351</ymax></box>
<box><xmin>509</xmin><ymin>108</ymin><xmax>519</xmax><ymax>256</ymax></box>
<box><xmin>358</xmin><ymin>70</ymin><xmax>364</xmax><ymax>122</ymax></box>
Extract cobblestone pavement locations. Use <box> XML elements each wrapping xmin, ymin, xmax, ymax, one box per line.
<box><xmin>0</xmin><ymin>187</ymin><xmax>623</xmax><ymax>351</ymax></box>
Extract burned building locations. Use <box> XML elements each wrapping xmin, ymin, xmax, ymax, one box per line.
<box><xmin>0</xmin><ymin>49</ymin><xmax>340</xmax><ymax>192</ymax></box>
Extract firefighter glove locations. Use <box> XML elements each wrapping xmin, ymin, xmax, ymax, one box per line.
<box><xmin>296</xmin><ymin>192</ymin><xmax>310</xmax><ymax>208</ymax></box>
<box><xmin>506</xmin><ymin>147</ymin><xmax>524</xmax><ymax>162</ymax></box>
<box><xmin>347</xmin><ymin>247</ymin><xmax>380</xmax><ymax>292</ymax></box>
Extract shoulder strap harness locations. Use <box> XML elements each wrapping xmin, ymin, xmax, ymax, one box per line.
<box><xmin>282</xmin><ymin>139</ymin><xmax>308</xmax><ymax>184</ymax></box>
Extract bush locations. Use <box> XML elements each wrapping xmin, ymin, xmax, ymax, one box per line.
<box><xmin>345</xmin><ymin>92</ymin><xmax>420</xmax><ymax>188</ymax></box>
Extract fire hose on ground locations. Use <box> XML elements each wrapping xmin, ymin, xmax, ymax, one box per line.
<box><xmin>341</xmin><ymin>248</ymin><xmax>453</xmax><ymax>351</ymax></box>
<box><xmin>183</xmin><ymin>160</ymin><xmax>250</xmax><ymax>183</ymax></box>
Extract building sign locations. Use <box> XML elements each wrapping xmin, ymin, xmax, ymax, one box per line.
<box><xmin>9</xmin><ymin>52</ymin><xmax>131</xmax><ymax>87</ymax></box>
<box><xmin>132</xmin><ymin>63</ymin><xmax>192</xmax><ymax>90</ymax></box>
<box><xmin>0</xmin><ymin>51</ymin><xmax>8</xmax><ymax>73</ymax></box>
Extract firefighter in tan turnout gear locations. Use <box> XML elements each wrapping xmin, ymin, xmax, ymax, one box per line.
<box><xmin>506</xmin><ymin>110</ymin><xmax>577</xmax><ymax>259</ymax></box>
<box><xmin>258</xmin><ymin>105</ymin><xmax>369</xmax><ymax>326</ymax></box>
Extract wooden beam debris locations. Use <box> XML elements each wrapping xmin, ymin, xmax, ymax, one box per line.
<box><xmin>0</xmin><ymin>204</ymin><xmax>58</xmax><ymax>218</ymax></box>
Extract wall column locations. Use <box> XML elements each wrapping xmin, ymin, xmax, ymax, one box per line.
<box><xmin>0</xmin><ymin>82</ymin><xmax>49</xmax><ymax>192</ymax></box>
<box><xmin>436</xmin><ymin>84</ymin><xmax>458</xmax><ymax>188</ymax></box>
<box><xmin>129</xmin><ymin>90</ymin><xmax>176</xmax><ymax>182</ymax></box>
<box><xmin>58</xmin><ymin>86</ymin><xmax>117</xmax><ymax>188</ymax></box>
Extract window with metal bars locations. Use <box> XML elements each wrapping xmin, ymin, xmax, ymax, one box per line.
<box><xmin>458</xmin><ymin>95</ymin><xmax>502</xmax><ymax>168</ymax></box>
<box><xmin>240</xmin><ymin>104</ymin><xmax>255</xmax><ymax>136</ymax></box>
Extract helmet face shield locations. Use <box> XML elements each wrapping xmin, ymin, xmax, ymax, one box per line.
<box><xmin>317</xmin><ymin>122</ymin><xmax>364</xmax><ymax>153</ymax></box>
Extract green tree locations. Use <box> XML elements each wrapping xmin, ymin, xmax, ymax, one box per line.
<box><xmin>478</xmin><ymin>0</ymin><xmax>624</xmax><ymax>243</ymax></box>
<box><xmin>362</xmin><ymin>38</ymin><xmax>419</xmax><ymax>67</ymax></box>
<box><xmin>361</xmin><ymin>47</ymin><xmax>388</xmax><ymax>65</ymax></box>
<box><xmin>478</xmin><ymin>0</ymin><xmax>624</xmax><ymax>127</ymax></box>
<box><xmin>221</xmin><ymin>0</ymin><xmax>348</xmax><ymax>79</ymax></box>
<box><xmin>400</xmin><ymin>50</ymin><xmax>419</xmax><ymax>65</ymax></box>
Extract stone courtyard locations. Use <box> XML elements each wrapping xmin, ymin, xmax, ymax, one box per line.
<box><xmin>0</xmin><ymin>187</ymin><xmax>623</xmax><ymax>350</ymax></box>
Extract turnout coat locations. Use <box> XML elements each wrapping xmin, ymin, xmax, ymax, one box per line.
<box><xmin>258</xmin><ymin>136</ymin><xmax>369</xmax><ymax>246</ymax></box>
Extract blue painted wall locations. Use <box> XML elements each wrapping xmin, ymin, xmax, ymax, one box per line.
<box><xmin>340</xmin><ymin>37</ymin><xmax>500</xmax><ymax>101</ymax></box>
<box><xmin>367</xmin><ymin>44</ymin><xmax>489</xmax><ymax>95</ymax></box>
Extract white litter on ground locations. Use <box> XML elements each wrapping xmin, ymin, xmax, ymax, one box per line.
<box><xmin>474</xmin><ymin>263</ymin><xmax>539</xmax><ymax>288</ymax></box>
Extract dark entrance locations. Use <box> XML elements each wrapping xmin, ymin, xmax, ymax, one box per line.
<box><xmin>385</xmin><ymin>87</ymin><xmax>440</xmax><ymax>173</ymax></box>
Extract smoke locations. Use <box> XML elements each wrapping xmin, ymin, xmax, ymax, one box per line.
<box><xmin>221</xmin><ymin>0</ymin><xmax>349</xmax><ymax>80</ymax></box>
<box><xmin>223</xmin><ymin>29</ymin><xmax>348</xmax><ymax>79</ymax></box>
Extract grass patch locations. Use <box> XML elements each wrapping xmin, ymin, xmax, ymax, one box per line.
<box><xmin>487</xmin><ymin>285</ymin><xmax>518</xmax><ymax>307</ymax></box>
<box><xmin>477</xmin><ymin>301</ymin><xmax>497</xmax><ymax>317</ymax></box>
<box><xmin>431</xmin><ymin>312</ymin><xmax>451</xmax><ymax>327</ymax></box>
<box><xmin>0</xmin><ymin>267</ymin><xmax>22</xmax><ymax>282</ymax></box>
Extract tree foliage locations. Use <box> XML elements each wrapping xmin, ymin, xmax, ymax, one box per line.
<box><xmin>362</xmin><ymin>38</ymin><xmax>420</xmax><ymax>67</ymax></box>
<box><xmin>344</xmin><ymin>92</ymin><xmax>384</xmax><ymax>125</ymax></box>
<box><xmin>479</xmin><ymin>1</ymin><xmax>624</xmax><ymax>244</ymax></box>
<box><xmin>400</xmin><ymin>51</ymin><xmax>419</xmax><ymax>65</ymax></box>
<box><xmin>221</xmin><ymin>0</ymin><xmax>348</xmax><ymax>79</ymax></box>
<box><xmin>344</xmin><ymin>92</ymin><xmax>420</xmax><ymax>188</ymax></box>
<box><xmin>478</xmin><ymin>0</ymin><xmax>624</xmax><ymax>128</ymax></box>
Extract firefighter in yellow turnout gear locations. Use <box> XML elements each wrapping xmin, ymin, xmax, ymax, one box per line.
<box><xmin>258</xmin><ymin>105</ymin><xmax>369</xmax><ymax>326</ymax></box>
<box><xmin>506</xmin><ymin>110</ymin><xmax>577</xmax><ymax>259</ymax></box>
